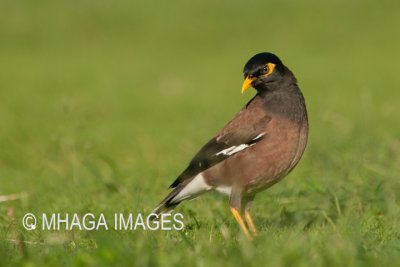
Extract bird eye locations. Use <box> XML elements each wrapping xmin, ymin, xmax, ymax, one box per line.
<box><xmin>261</xmin><ymin>66</ymin><xmax>269</xmax><ymax>74</ymax></box>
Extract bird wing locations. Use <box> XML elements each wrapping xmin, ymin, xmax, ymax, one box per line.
<box><xmin>170</xmin><ymin>99</ymin><xmax>270</xmax><ymax>188</ymax></box>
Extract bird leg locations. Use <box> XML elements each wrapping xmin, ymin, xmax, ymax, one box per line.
<box><xmin>230</xmin><ymin>187</ymin><xmax>252</xmax><ymax>240</ymax></box>
<box><xmin>243</xmin><ymin>196</ymin><xmax>257</xmax><ymax>236</ymax></box>
<box><xmin>230</xmin><ymin>207</ymin><xmax>251</xmax><ymax>240</ymax></box>
<box><xmin>244</xmin><ymin>210</ymin><xmax>257</xmax><ymax>236</ymax></box>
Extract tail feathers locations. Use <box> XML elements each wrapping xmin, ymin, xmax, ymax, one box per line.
<box><xmin>151</xmin><ymin>186</ymin><xmax>183</xmax><ymax>217</ymax></box>
<box><xmin>151</xmin><ymin>173</ymin><xmax>211</xmax><ymax>219</ymax></box>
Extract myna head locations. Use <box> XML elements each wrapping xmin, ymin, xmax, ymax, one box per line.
<box><xmin>242</xmin><ymin>52</ymin><xmax>286</xmax><ymax>93</ymax></box>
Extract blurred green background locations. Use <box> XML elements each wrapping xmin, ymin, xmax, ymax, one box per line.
<box><xmin>0</xmin><ymin>0</ymin><xmax>399</xmax><ymax>266</ymax></box>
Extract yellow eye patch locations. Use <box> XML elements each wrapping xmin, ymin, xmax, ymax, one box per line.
<box><xmin>263</xmin><ymin>63</ymin><xmax>276</xmax><ymax>76</ymax></box>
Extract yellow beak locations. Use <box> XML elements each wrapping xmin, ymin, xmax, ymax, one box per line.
<box><xmin>241</xmin><ymin>76</ymin><xmax>254</xmax><ymax>93</ymax></box>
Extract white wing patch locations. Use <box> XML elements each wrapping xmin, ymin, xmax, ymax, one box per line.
<box><xmin>252</xmin><ymin>133</ymin><xmax>265</xmax><ymax>141</ymax></box>
<box><xmin>216</xmin><ymin>144</ymin><xmax>250</xmax><ymax>156</ymax></box>
<box><xmin>215</xmin><ymin>132</ymin><xmax>265</xmax><ymax>156</ymax></box>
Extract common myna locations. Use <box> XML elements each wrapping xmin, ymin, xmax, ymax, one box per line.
<box><xmin>152</xmin><ymin>52</ymin><xmax>308</xmax><ymax>239</ymax></box>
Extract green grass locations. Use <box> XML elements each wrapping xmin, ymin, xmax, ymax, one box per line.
<box><xmin>1</xmin><ymin>0</ymin><xmax>400</xmax><ymax>266</ymax></box>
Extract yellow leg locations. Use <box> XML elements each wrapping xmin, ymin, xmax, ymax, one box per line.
<box><xmin>230</xmin><ymin>207</ymin><xmax>251</xmax><ymax>240</ymax></box>
<box><xmin>244</xmin><ymin>210</ymin><xmax>257</xmax><ymax>236</ymax></box>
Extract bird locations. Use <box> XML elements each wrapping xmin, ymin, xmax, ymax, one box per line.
<box><xmin>152</xmin><ymin>52</ymin><xmax>308</xmax><ymax>240</ymax></box>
